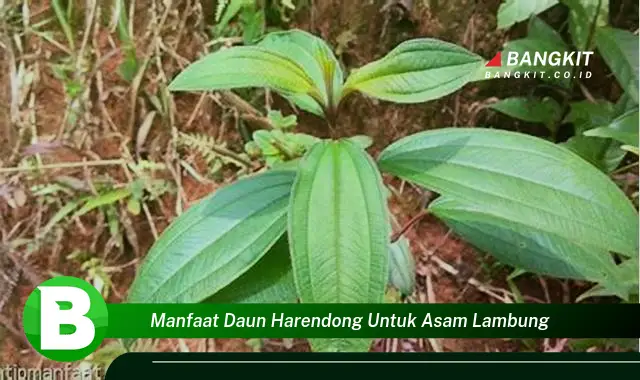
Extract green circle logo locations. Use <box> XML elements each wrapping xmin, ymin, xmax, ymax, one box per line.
<box><xmin>23</xmin><ymin>276</ymin><xmax>108</xmax><ymax>362</ymax></box>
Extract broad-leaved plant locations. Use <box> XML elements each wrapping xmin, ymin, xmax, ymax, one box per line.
<box><xmin>126</xmin><ymin>28</ymin><xmax>639</xmax><ymax>352</ymax></box>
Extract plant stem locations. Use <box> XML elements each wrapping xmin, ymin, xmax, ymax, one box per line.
<box><xmin>208</xmin><ymin>145</ymin><xmax>255</xmax><ymax>169</ymax></box>
<box><xmin>611</xmin><ymin>161</ymin><xmax>639</xmax><ymax>175</ymax></box>
<box><xmin>0</xmin><ymin>159</ymin><xmax>127</xmax><ymax>174</ymax></box>
<box><xmin>220</xmin><ymin>91</ymin><xmax>274</xmax><ymax>132</ymax></box>
<box><xmin>220</xmin><ymin>91</ymin><xmax>260</xmax><ymax>116</ymax></box>
<box><xmin>325</xmin><ymin>107</ymin><xmax>338</xmax><ymax>138</ymax></box>
<box><xmin>390</xmin><ymin>209</ymin><xmax>429</xmax><ymax>243</ymax></box>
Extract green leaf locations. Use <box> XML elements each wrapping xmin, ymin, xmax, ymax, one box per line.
<box><xmin>41</xmin><ymin>200</ymin><xmax>79</xmax><ymax>237</ymax></box>
<box><xmin>205</xmin><ymin>236</ymin><xmax>297</xmax><ymax>303</ymax></box>
<box><xmin>252</xmin><ymin>129</ymin><xmax>320</xmax><ymax>167</ymax></box>
<box><xmin>501</xmin><ymin>37</ymin><xmax>569</xmax><ymax>69</ymax></box>
<box><xmin>258</xmin><ymin>29</ymin><xmax>344</xmax><ymax>115</ymax></box>
<box><xmin>168</xmin><ymin>45</ymin><xmax>323</xmax><ymax>111</ymax></box>
<box><xmin>342</xmin><ymin>38</ymin><xmax>485</xmax><ymax>104</ymax></box>
<box><xmin>215</xmin><ymin>0</ymin><xmax>249</xmax><ymax>28</ymax></box>
<box><xmin>126</xmin><ymin>198</ymin><xmax>141</xmax><ymax>215</ymax></box>
<box><xmin>73</xmin><ymin>188</ymin><xmax>133</xmax><ymax>218</ymax></box>
<box><xmin>497</xmin><ymin>0</ymin><xmax>558</xmax><ymax>29</ymax></box>
<box><xmin>288</xmin><ymin>133</ymin><xmax>322</xmax><ymax>151</ymax></box>
<box><xmin>614</xmin><ymin>93</ymin><xmax>637</xmax><ymax>115</ymax></box>
<box><xmin>584</xmin><ymin>109</ymin><xmax>639</xmax><ymax>147</ymax></box>
<box><xmin>267</xmin><ymin>109</ymin><xmax>298</xmax><ymax>130</ymax></box>
<box><xmin>565</xmin><ymin>100</ymin><xmax>615</xmax><ymax>133</ymax></box>
<box><xmin>430</xmin><ymin>197</ymin><xmax>628</xmax><ymax>296</ymax></box>
<box><xmin>240</xmin><ymin>5</ymin><xmax>266</xmax><ymax>44</ymax></box>
<box><xmin>288</xmin><ymin>139</ymin><xmax>390</xmax><ymax>352</ymax></box>
<box><xmin>51</xmin><ymin>0</ymin><xmax>75</xmax><ymax>50</ymax></box>
<box><xmin>488</xmin><ymin>97</ymin><xmax>562</xmax><ymax>130</ymax></box>
<box><xmin>118</xmin><ymin>47</ymin><xmax>139</xmax><ymax>83</ymax></box>
<box><xmin>388</xmin><ymin>237</ymin><xmax>416</xmax><ymax>296</ymax></box>
<box><xmin>576</xmin><ymin>258</ymin><xmax>639</xmax><ymax>302</ymax></box>
<box><xmin>283</xmin><ymin>93</ymin><xmax>326</xmax><ymax>116</ymax></box>
<box><xmin>500</xmin><ymin>18</ymin><xmax>572</xmax><ymax>87</ymax></box>
<box><xmin>528</xmin><ymin>16</ymin><xmax>566</xmax><ymax>45</ymax></box>
<box><xmin>127</xmin><ymin>170</ymin><xmax>295</xmax><ymax>303</ymax></box>
<box><xmin>378</xmin><ymin>127</ymin><xmax>639</xmax><ymax>259</ymax></box>
<box><xmin>561</xmin><ymin>100</ymin><xmax>626</xmax><ymax>172</ymax></box>
<box><xmin>563</xmin><ymin>136</ymin><xmax>626</xmax><ymax>173</ymax></box>
<box><xmin>595</xmin><ymin>26</ymin><xmax>639</xmax><ymax>103</ymax></box>
<box><xmin>563</xmin><ymin>0</ymin><xmax>609</xmax><ymax>50</ymax></box>
<box><xmin>271</xmin><ymin>158</ymin><xmax>303</xmax><ymax>171</ymax></box>
<box><xmin>347</xmin><ymin>135</ymin><xmax>374</xmax><ymax>150</ymax></box>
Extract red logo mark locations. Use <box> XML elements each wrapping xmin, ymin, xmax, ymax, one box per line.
<box><xmin>485</xmin><ymin>52</ymin><xmax>502</xmax><ymax>67</ymax></box>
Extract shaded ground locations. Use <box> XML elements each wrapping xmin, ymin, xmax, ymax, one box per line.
<box><xmin>0</xmin><ymin>0</ymin><xmax>638</xmax><ymax>371</ymax></box>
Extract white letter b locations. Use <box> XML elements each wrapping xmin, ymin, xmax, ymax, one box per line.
<box><xmin>39</xmin><ymin>286</ymin><xmax>95</xmax><ymax>350</ymax></box>
<box><xmin>507</xmin><ymin>52</ymin><xmax>519</xmax><ymax>66</ymax></box>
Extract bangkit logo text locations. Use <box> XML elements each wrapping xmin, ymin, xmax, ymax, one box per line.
<box><xmin>484</xmin><ymin>50</ymin><xmax>594</xmax><ymax>80</ymax></box>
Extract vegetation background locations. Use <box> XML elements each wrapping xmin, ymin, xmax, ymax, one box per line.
<box><xmin>0</xmin><ymin>0</ymin><xmax>638</xmax><ymax>370</ymax></box>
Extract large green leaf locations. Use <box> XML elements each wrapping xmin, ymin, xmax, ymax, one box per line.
<box><xmin>259</xmin><ymin>29</ymin><xmax>344</xmax><ymax>114</ymax></box>
<box><xmin>342</xmin><ymin>38</ymin><xmax>485</xmax><ymax>104</ymax></box>
<box><xmin>497</xmin><ymin>0</ymin><xmax>558</xmax><ymax>29</ymax></box>
<box><xmin>584</xmin><ymin>109</ymin><xmax>639</xmax><ymax>147</ymax></box>
<box><xmin>430</xmin><ymin>197</ymin><xmax>628</xmax><ymax>297</ymax></box>
<box><xmin>377</xmin><ymin>128</ymin><xmax>639</xmax><ymax>260</ymax></box>
<box><xmin>168</xmin><ymin>46</ymin><xmax>324</xmax><ymax>112</ymax></box>
<box><xmin>127</xmin><ymin>170</ymin><xmax>295</xmax><ymax>303</ymax></box>
<box><xmin>288</xmin><ymin>139</ymin><xmax>390</xmax><ymax>352</ymax></box>
<box><xmin>563</xmin><ymin>0</ymin><xmax>609</xmax><ymax>50</ymax></box>
<box><xmin>205</xmin><ymin>236</ymin><xmax>297</xmax><ymax>303</ymax></box>
<box><xmin>488</xmin><ymin>96</ymin><xmax>563</xmax><ymax>130</ymax></box>
<box><xmin>595</xmin><ymin>26</ymin><xmax>639</xmax><ymax>103</ymax></box>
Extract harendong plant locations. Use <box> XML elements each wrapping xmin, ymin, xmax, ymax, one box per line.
<box><xmin>126</xmin><ymin>29</ymin><xmax>639</xmax><ymax>352</ymax></box>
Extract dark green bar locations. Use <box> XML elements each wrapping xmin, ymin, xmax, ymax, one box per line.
<box><xmin>105</xmin><ymin>352</ymin><xmax>640</xmax><ymax>380</ymax></box>
<box><xmin>105</xmin><ymin>303</ymin><xmax>640</xmax><ymax>338</ymax></box>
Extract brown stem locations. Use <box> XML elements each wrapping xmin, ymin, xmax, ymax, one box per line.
<box><xmin>390</xmin><ymin>209</ymin><xmax>429</xmax><ymax>243</ymax></box>
<box><xmin>209</xmin><ymin>144</ymin><xmax>255</xmax><ymax>169</ymax></box>
<box><xmin>220</xmin><ymin>91</ymin><xmax>260</xmax><ymax>116</ymax></box>
<box><xmin>325</xmin><ymin>108</ymin><xmax>338</xmax><ymax>138</ymax></box>
<box><xmin>220</xmin><ymin>91</ymin><xmax>274</xmax><ymax>130</ymax></box>
<box><xmin>241</xmin><ymin>114</ymin><xmax>274</xmax><ymax>130</ymax></box>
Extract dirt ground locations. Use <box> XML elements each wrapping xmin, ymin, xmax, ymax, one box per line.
<box><xmin>0</xmin><ymin>0</ymin><xmax>638</xmax><ymax>370</ymax></box>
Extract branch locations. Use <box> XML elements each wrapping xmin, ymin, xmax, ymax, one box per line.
<box><xmin>390</xmin><ymin>209</ymin><xmax>429</xmax><ymax>243</ymax></box>
<box><xmin>220</xmin><ymin>91</ymin><xmax>274</xmax><ymax>130</ymax></box>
